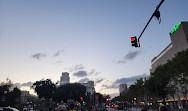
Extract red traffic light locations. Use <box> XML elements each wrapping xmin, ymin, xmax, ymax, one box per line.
<box><xmin>131</xmin><ymin>36</ymin><xmax>138</xmax><ymax>47</ymax></box>
<box><xmin>80</xmin><ymin>97</ymin><xmax>83</xmax><ymax>100</ymax></box>
<box><xmin>131</xmin><ymin>37</ymin><xmax>135</xmax><ymax>41</ymax></box>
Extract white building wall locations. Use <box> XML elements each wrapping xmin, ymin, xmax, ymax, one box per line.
<box><xmin>60</xmin><ymin>72</ymin><xmax>70</xmax><ymax>85</ymax></box>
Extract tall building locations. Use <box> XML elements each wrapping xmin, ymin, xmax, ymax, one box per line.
<box><xmin>151</xmin><ymin>21</ymin><xmax>188</xmax><ymax>72</ymax></box>
<box><xmin>20</xmin><ymin>91</ymin><xmax>37</xmax><ymax>103</ymax></box>
<box><xmin>20</xmin><ymin>91</ymin><xmax>30</xmax><ymax>103</ymax></box>
<box><xmin>60</xmin><ymin>72</ymin><xmax>70</xmax><ymax>85</ymax></box>
<box><xmin>82</xmin><ymin>81</ymin><xmax>95</xmax><ymax>106</ymax></box>
<box><xmin>119</xmin><ymin>84</ymin><xmax>128</xmax><ymax>94</ymax></box>
<box><xmin>82</xmin><ymin>81</ymin><xmax>95</xmax><ymax>94</ymax></box>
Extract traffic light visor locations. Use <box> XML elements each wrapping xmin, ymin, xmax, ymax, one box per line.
<box><xmin>130</xmin><ymin>36</ymin><xmax>138</xmax><ymax>47</ymax></box>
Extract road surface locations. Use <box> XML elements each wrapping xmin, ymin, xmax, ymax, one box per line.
<box><xmin>107</xmin><ymin>107</ymin><xmax>158</xmax><ymax>111</ymax></box>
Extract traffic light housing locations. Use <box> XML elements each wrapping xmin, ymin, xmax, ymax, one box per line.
<box><xmin>80</xmin><ymin>97</ymin><xmax>83</xmax><ymax>101</ymax></box>
<box><xmin>131</xmin><ymin>36</ymin><xmax>138</xmax><ymax>47</ymax></box>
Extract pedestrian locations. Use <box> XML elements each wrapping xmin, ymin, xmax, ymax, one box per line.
<box><xmin>58</xmin><ymin>101</ymin><xmax>67</xmax><ymax>111</ymax></box>
<box><xmin>182</xmin><ymin>99</ymin><xmax>186</xmax><ymax>108</ymax></box>
<box><xmin>177</xmin><ymin>100</ymin><xmax>183</xmax><ymax>109</ymax></box>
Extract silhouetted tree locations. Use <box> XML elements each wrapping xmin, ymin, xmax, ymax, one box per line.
<box><xmin>113</xmin><ymin>49</ymin><xmax>188</xmax><ymax>106</ymax></box>
<box><xmin>31</xmin><ymin>79</ymin><xmax>56</xmax><ymax>100</ymax></box>
<box><xmin>0</xmin><ymin>80</ymin><xmax>21</xmax><ymax>106</ymax></box>
<box><xmin>53</xmin><ymin>83</ymin><xmax>86</xmax><ymax>102</ymax></box>
<box><xmin>170</xmin><ymin>49</ymin><xmax>188</xmax><ymax>103</ymax></box>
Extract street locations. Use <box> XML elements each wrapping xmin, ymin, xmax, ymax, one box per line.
<box><xmin>107</xmin><ymin>107</ymin><xmax>159</xmax><ymax>111</ymax></box>
<box><xmin>107</xmin><ymin>107</ymin><xmax>126</xmax><ymax>111</ymax></box>
<box><xmin>107</xmin><ymin>107</ymin><xmax>141</xmax><ymax>111</ymax></box>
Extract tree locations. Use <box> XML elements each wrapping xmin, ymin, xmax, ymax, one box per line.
<box><xmin>0</xmin><ymin>80</ymin><xmax>21</xmax><ymax>107</ymax></box>
<box><xmin>145</xmin><ymin>49</ymin><xmax>188</xmax><ymax>103</ymax></box>
<box><xmin>53</xmin><ymin>83</ymin><xmax>86</xmax><ymax>102</ymax></box>
<box><xmin>120</xmin><ymin>78</ymin><xmax>145</xmax><ymax>102</ymax></box>
<box><xmin>170</xmin><ymin>49</ymin><xmax>188</xmax><ymax>103</ymax></box>
<box><xmin>113</xmin><ymin>49</ymin><xmax>188</xmax><ymax>107</ymax></box>
<box><xmin>31</xmin><ymin>79</ymin><xmax>56</xmax><ymax>100</ymax></box>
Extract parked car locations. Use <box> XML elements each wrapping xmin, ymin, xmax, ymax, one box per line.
<box><xmin>0</xmin><ymin>107</ymin><xmax>19</xmax><ymax>111</ymax></box>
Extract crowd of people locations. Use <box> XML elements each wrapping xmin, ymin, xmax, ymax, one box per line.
<box><xmin>57</xmin><ymin>101</ymin><xmax>95</xmax><ymax>111</ymax></box>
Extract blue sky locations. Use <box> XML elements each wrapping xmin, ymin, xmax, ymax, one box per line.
<box><xmin>0</xmin><ymin>0</ymin><xmax>188</xmax><ymax>98</ymax></box>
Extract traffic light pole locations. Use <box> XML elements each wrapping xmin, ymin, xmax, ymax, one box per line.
<box><xmin>138</xmin><ymin>0</ymin><xmax>165</xmax><ymax>47</ymax></box>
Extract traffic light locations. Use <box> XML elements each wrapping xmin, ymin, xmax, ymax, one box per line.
<box><xmin>131</xmin><ymin>36</ymin><xmax>138</xmax><ymax>47</ymax></box>
<box><xmin>134</xmin><ymin>98</ymin><xmax>136</xmax><ymax>100</ymax></box>
<box><xmin>80</xmin><ymin>97</ymin><xmax>83</xmax><ymax>101</ymax></box>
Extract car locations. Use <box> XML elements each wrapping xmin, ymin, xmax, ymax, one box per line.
<box><xmin>0</xmin><ymin>107</ymin><xmax>19</xmax><ymax>111</ymax></box>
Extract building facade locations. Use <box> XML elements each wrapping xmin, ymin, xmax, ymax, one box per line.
<box><xmin>60</xmin><ymin>72</ymin><xmax>70</xmax><ymax>85</ymax></box>
<box><xmin>20</xmin><ymin>91</ymin><xmax>31</xmax><ymax>103</ymax></box>
<box><xmin>82</xmin><ymin>81</ymin><xmax>95</xmax><ymax>94</ymax></box>
<box><xmin>119</xmin><ymin>83</ymin><xmax>128</xmax><ymax>94</ymax></box>
<box><xmin>151</xmin><ymin>21</ymin><xmax>188</xmax><ymax>72</ymax></box>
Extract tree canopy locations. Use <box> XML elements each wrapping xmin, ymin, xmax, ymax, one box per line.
<box><xmin>116</xmin><ymin>48</ymin><xmax>188</xmax><ymax>103</ymax></box>
<box><xmin>31</xmin><ymin>79</ymin><xmax>56</xmax><ymax>100</ymax></box>
<box><xmin>53</xmin><ymin>83</ymin><xmax>86</xmax><ymax>102</ymax></box>
<box><xmin>0</xmin><ymin>80</ymin><xmax>21</xmax><ymax>106</ymax></box>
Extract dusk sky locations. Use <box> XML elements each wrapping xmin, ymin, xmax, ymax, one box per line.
<box><xmin>0</xmin><ymin>0</ymin><xmax>188</xmax><ymax>97</ymax></box>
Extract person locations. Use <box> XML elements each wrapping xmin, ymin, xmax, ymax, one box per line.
<box><xmin>177</xmin><ymin>100</ymin><xmax>183</xmax><ymax>109</ymax></box>
<box><xmin>58</xmin><ymin>101</ymin><xmax>67</xmax><ymax>111</ymax></box>
<box><xmin>69</xmin><ymin>104</ymin><xmax>76</xmax><ymax>111</ymax></box>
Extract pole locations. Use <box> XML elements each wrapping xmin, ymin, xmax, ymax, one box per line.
<box><xmin>138</xmin><ymin>0</ymin><xmax>165</xmax><ymax>47</ymax></box>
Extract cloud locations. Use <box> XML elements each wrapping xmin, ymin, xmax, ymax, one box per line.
<box><xmin>73</xmin><ymin>71</ymin><xmax>87</xmax><ymax>77</ymax></box>
<box><xmin>78</xmin><ymin>78</ymin><xmax>89</xmax><ymax>83</ymax></box>
<box><xmin>125</xmin><ymin>50</ymin><xmax>141</xmax><ymax>60</ymax></box>
<box><xmin>74</xmin><ymin>64</ymin><xmax>84</xmax><ymax>70</ymax></box>
<box><xmin>53</xmin><ymin>50</ymin><xmax>63</xmax><ymax>57</ymax></box>
<box><xmin>101</xmin><ymin>74</ymin><xmax>149</xmax><ymax>89</ymax></box>
<box><xmin>13</xmin><ymin>83</ymin><xmax>21</xmax><ymax>87</ymax></box>
<box><xmin>69</xmin><ymin>64</ymin><xmax>85</xmax><ymax>72</ymax></box>
<box><xmin>21</xmin><ymin>82</ymin><xmax>34</xmax><ymax>87</ymax></box>
<box><xmin>88</xmin><ymin>69</ymin><xmax>101</xmax><ymax>76</ymax></box>
<box><xmin>117</xmin><ymin>60</ymin><xmax>126</xmax><ymax>63</ymax></box>
<box><xmin>114</xmin><ymin>73</ymin><xmax>149</xmax><ymax>84</ymax></box>
<box><xmin>31</xmin><ymin>53</ymin><xmax>46</xmax><ymax>60</ymax></box>
<box><xmin>102</xmin><ymin>84</ymin><xmax>119</xmax><ymax>89</ymax></box>
<box><xmin>13</xmin><ymin>81</ymin><xmax>34</xmax><ymax>87</ymax></box>
<box><xmin>95</xmin><ymin>78</ymin><xmax>104</xmax><ymax>84</ymax></box>
<box><xmin>55</xmin><ymin>61</ymin><xmax>63</xmax><ymax>64</ymax></box>
<box><xmin>118</xmin><ymin>50</ymin><xmax>141</xmax><ymax>63</ymax></box>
